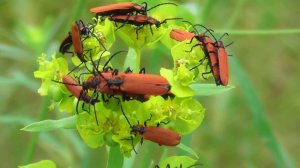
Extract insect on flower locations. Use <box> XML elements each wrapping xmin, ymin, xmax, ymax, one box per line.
<box><xmin>122</xmin><ymin>114</ymin><xmax>181</xmax><ymax>154</ymax></box>
<box><xmin>90</xmin><ymin>2</ymin><xmax>177</xmax><ymax>18</ymax></box>
<box><xmin>59</xmin><ymin>20</ymin><xmax>106</xmax><ymax>62</ymax></box>
<box><xmin>170</xmin><ymin>21</ymin><xmax>231</xmax><ymax>86</ymax></box>
<box><xmin>107</xmin><ymin>15</ymin><xmax>182</xmax><ymax>39</ymax></box>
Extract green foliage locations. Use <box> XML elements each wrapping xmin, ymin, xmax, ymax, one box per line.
<box><xmin>157</xmin><ymin>156</ymin><xmax>198</xmax><ymax>168</ymax></box>
<box><xmin>18</xmin><ymin>160</ymin><xmax>57</xmax><ymax>168</ymax></box>
<box><xmin>21</xmin><ymin>116</ymin><xmax>76</xmax><ymax>132</ymax></box>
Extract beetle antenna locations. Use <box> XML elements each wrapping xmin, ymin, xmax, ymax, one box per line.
<box><xmin>218</xmin><ymin>32</ymin><xmax>229</xmax><ymax>41</ymax></box>
<box><xmin>96</xmin><ymin>50</ymin><xmax>107</xmax><ymax>71</ymax></box>
<box><xmin>102</xmin><ymin>50</ymin><xmax>127</xmax><ymax>70</ymax></box>
<box><xmin>147</xmin><ymin>2</ymin><xmax>177</xmax><ymax>11</ymax></box>
<box><xmin>51</xmin><ymin>79</ymin><xmax>82</xmax><ymax>86</ymax></box>
<box><xmin>160</xmin><ymin>18</ymin><xmax>182</xmax><ymax>25</ymax></box>
<box><xmin>120</xmin><ymin>102</ymin><xmax>132</xmax><ymax>128</ymax></box>
<box><xmin>67</xmin><ymin>62</ymin><xmax>84</xmax><ymax>75</ymax></box>
<box><xmin>225</xmin><ymin>41</ymin><xmax>234</xmax><ymax>48</ymax></box>
<box><xmin>193</xmin><ymin>24</ymin><xmax>218</xmax><ymax>42</ymax></box>
<box><xmin>182</xmin><ymin>20</ymin><xmax>199</xmax><ymax>35</ymax></box>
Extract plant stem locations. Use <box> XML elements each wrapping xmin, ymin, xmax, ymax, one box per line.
<box><xmin>213</xmin><ymin>29</ymin><xmax>300</xmax><ymax>35</ymax></box>
<box><xmin>224</xmin><ymin>0</ymin><xmax>247</xmax><ymax>29</ymax></box>
<box><xmin>22</xmin><ymin>96</ymin><xmax>50</xmax><ymax>164</ymax></box>
<box><xmin>135</xmin><ymin>49</ymin><xmax>141</xmax><ymax>73</ymax></box>
<box><xmin>107</xmin><ymin>145</ymin><xmax>124</xmax><ymax>168</ymax></box>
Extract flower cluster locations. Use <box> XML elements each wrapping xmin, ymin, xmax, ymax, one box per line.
<box><xmin>32</xmin><ymin>1</ymin><xmax>224</xmax><ymax>156</ymax></box>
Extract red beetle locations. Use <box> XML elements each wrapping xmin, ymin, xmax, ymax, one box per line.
<box><xmin>60</xmin><ymin>75</ymin><xmax>100</xmax><ymax>124</ymax></box>
<box><xmin>108</xmin><ymin>15</ymin><xmax>181</xmax><ymax>39</ymax></box>
<box><xmin>59</xmin><ymin>20</ymin><xmax>106</xmax><ymax>62</ymax></box>
<box><xmin>216</xmin><ymin>40</ymin><xmax>229</xmax><ymax>86</ymax></box>
<box><xmin>87</xmin><ymin>71</ymin><xmax>171</xmax><ymax>97</ymax></box>
<box><xmin>90</xmin><ymin>2</ymin><xmax>177</xmax><ymax>17</ymax></box>
<box><xmin>131</xmin><ymin>125</ymin><xmax>181</xmax><ymax>146</ymax></box>
<box><xmin>170</xmin><ymin>23</ymin><xmax>230</xmax><ymax>86</ymax></box>
<box><xmin>123</xmin><ymin>115</ymin><xmax>181</xmax><ymax>154</ymax></box>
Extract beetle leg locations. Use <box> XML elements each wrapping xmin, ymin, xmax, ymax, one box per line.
<box><xmin>185</xmin><ymin>43</ymin><xmax>201</xmax><ymax>53</ymax></box>
<box><xmin>139</xmin><ymin>67</ymin><xmax>146</xmax><ymax>74</ymax></box>
<box><xmin>124</xmin><ymin>67</ymin><xmax>133</xmax><ymax>73</ymax></box>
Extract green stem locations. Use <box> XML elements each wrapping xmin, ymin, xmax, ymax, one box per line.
<box><xmin>138</xmin><ymin>142</ymin><xmax>155</xmax><ymax>168</ymax></box>
<box><xmin>200</xmin><ymin>0</ymin><xmax>218</xmax><ymax>23</ymax></box>
<box><xmin>177</xmin><ymin>135</ymin><xmax>192</xmax><ymax>155</ymax></box>
<box><xmin>224</xmin><ymin>0</ymin><xmax>247</xmax><ymax>29</ymax></box>
<box><xmin>213</xmin><ymin>29</ymin><xmax>300</xmax><ymax>35</ymax></box>
<box><xmin>135</xmin><ymin>49</ymin><xmax>141</xmax><ymax>73</ymax></box>
<box><xmin>72</xmin><ymin>0</ymin><xmax>86</xmax><ymax>20</ymax></box>
<box><xmin>107</xmin><ymin>145</ymin><xmax>124</xmax><ymax>168</ymax></box>
<box><xmin>22</xmin><ymin>96</ymin><xmax>50</xmax><ymax>164</ymax></box>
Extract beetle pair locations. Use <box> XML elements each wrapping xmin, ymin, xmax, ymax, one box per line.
<box><xmin>90</xmin><ymin>2</ymin><xmax>181</xmax><ymax>39</ymax></box>
<box><xmin>58</xmin><ymin>50</ymin><xmax>172</xmax><ymax>124</ymax></box>
<box><xmin>170</xmin><ymin>22</ymin><xmax>231</xmax><ymax>86</ymax></box>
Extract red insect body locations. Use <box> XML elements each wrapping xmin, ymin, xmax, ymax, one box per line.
<box><xmin>170</xmin><ymin>28</ymin><xmax>230</xmax><ymax>86</ymax></box>
<box><xmin>108</xmin><ymin>15</ymin><xmax>159</xmax><ymax>27</ymax></box>
<box><xmin>133</xmin><ymin>125</ymin><xmax>181</xmax><ymax>146</ymax></box>
<box><xmin>204</xmin><ymin>37</ymin><xmax>221</xmax><ymax>85</ymax></box>
<box><xmin>87</xmin><ymin>72</ymin><xmax>171</xmax><ymax>96</ymax></box>
<box><xmin>63</xmin><ymin>75</ymin><xmax>95</xmax><ymax>104</ymax></box>
<box><xmin>90</xmin><ymin>2</ymin><xmax>144</xmax><ymax>16</ymax></box>
<box><xmin>216</xmin><ymin>41</ymin><xmax>229</xmax><ymax>86</ymax></box>
<box><xmin>71</xmin><ymin>21</ymin><xmax>86</xmax><ymax>62</ymax></box>
<box><xmin>170</xmin><ymin>29</ymin><xmax>199</xmax><ymax>42</ymax></box>
<box><xmin>90</xmin><ymin>2</ymin><xmax>177</xmax><ymax>17</ymax></box>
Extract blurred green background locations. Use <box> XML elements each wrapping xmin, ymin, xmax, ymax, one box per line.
<box><xmin>0</xmin><ymin>0</ymin><xmax>299</xmax><ymax>167</ymax></box>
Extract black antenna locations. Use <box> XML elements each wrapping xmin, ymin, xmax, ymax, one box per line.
<box><xmin>218</xmin><ymin>32</ymin><xmax>229</xmax><ymax>41</ymax></box>
<box><xmin>160</xmin><ymin>17</ymin><xmax>182</xmax><ymax>25</ymax></box>
<box><xmin>51</xmin><ymin>79</ymin><xmax>81</xmax><ymax>86</ymax></box>
<box><xmin>147</xmin><ymin>2</ymin><xmax>177</xmax><ymax>11</ymax></box>
<box><xmin>67</xmin><ymin>62</ymin><xmax>84</xmax><ymax>75</ymax></box>
<box><xmin>120</xmin><ymin>103</ymin><xmax>132</xmax><ymax>128</ymax></box>
<box><xmin>225</xmin><ymin>41</ymin><xmax>234</xmax><ymax>48</ymax></box>
<box><xmin>96</xmin><ymin>50</ymin><xmax>107</xmax><ymax>71</ymax></box>
<box><xmin>182</xmin><ymin>20</ymin><xmax>199</xmax><ymax>35</ymax></box>
<box><xmin>193</xmin><ymin>24</ymin><xmax>218</xmax><ymax>42</ymax></box>
<box><xmin>102</xmin><ymin>50</ymin><xmax>127</xmax><ymax>70</ymax></box>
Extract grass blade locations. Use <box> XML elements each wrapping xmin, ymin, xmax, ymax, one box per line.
<box><xmin>231</xmin><ymin>58</ymin><xmax>296</xmax><ymax>167</ymax></box>
<box><xmin>21</xmin><ymin>116</ymin><xmax>76</xmax><ymax>132</ymax></box>
<box><xmin>107</xmin><ymin>146</ymin><xmax>123</xmax><ymax>168</ymax></box>
<box><xmin>177</xmin><ymin>143</ymin><xmax>199</xmax><ymax>159</ymax></box>
<box><xmin>190</xmin><ymin>84</ymin><xmax>234</xmax><ymax>96</ymax></box>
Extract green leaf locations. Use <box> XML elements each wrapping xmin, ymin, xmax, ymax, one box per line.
<box><xmin>21</xmin><ymin>116</ymin><xmax>76</xmax><ymax>132</ymax></box>
<box><xmin>123</xmin><ymin>47</ymin><xmax>137</xmax><ymax>71</ymax></box>
<box><xmin>190</xmin><ymin>83</ymin><xmax>234</xmax><ymax>96</ymax></box>
<box><xmin>18</xmin><ymin>160</ymin><xmax>57</xmax><ymax>168</ymax></box>
<box><xmin>107</xmin><ymin>146</ymin><xmax>124</xmax><ymax>168</ymax></box>
<box><xmin>177</xmin><ymin>143</ymin><xmax>199</xmax><ymax>159</ymax></box>
<box><xmin>160</xmin><ymin>68</ymin><xmax>195</xmax><ymax>97</ymax></box>
<box><xmin>76</xmin><ymin>102</ymin><xmax>113</xmax><ymax>148</ymax></box>
<box><xmin>157</xmin><ymin>156</ymin><xmax>198</xmax><ymax>168</ymax></box>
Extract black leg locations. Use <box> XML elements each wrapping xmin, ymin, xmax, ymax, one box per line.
<box><xmin>139</xmin><ymin>67</ymin><xmax>146</xmax><ymax>74</ymax></box>
<box><xmin>124</xmin><ymin>67</ymin><xmax>133</xmax><ymax>73</ymax></box>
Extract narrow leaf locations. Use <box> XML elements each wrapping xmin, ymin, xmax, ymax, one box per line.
<box><xmin>18</xmin><ymin>160</ymin><xmax>56</xmax><ymax>168</ymax></box>
<box><xmin>177</xmin><ymin>143</ymin><xmax>199</xmax><ymax>159</ymax></box>
<box><xmin>107</xmin><ymin>146</ymin><xmax>124</xmax><ymax>168</ymax></box>
<box><xmin>190</xmin><ymin>83</ymin><xmax>234</xmax><ymax>96</ymax></box>
<box><xmin>21</xmin><ymin>116</ymin><xmax>76</xmax><ymax>132</ymax></box>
